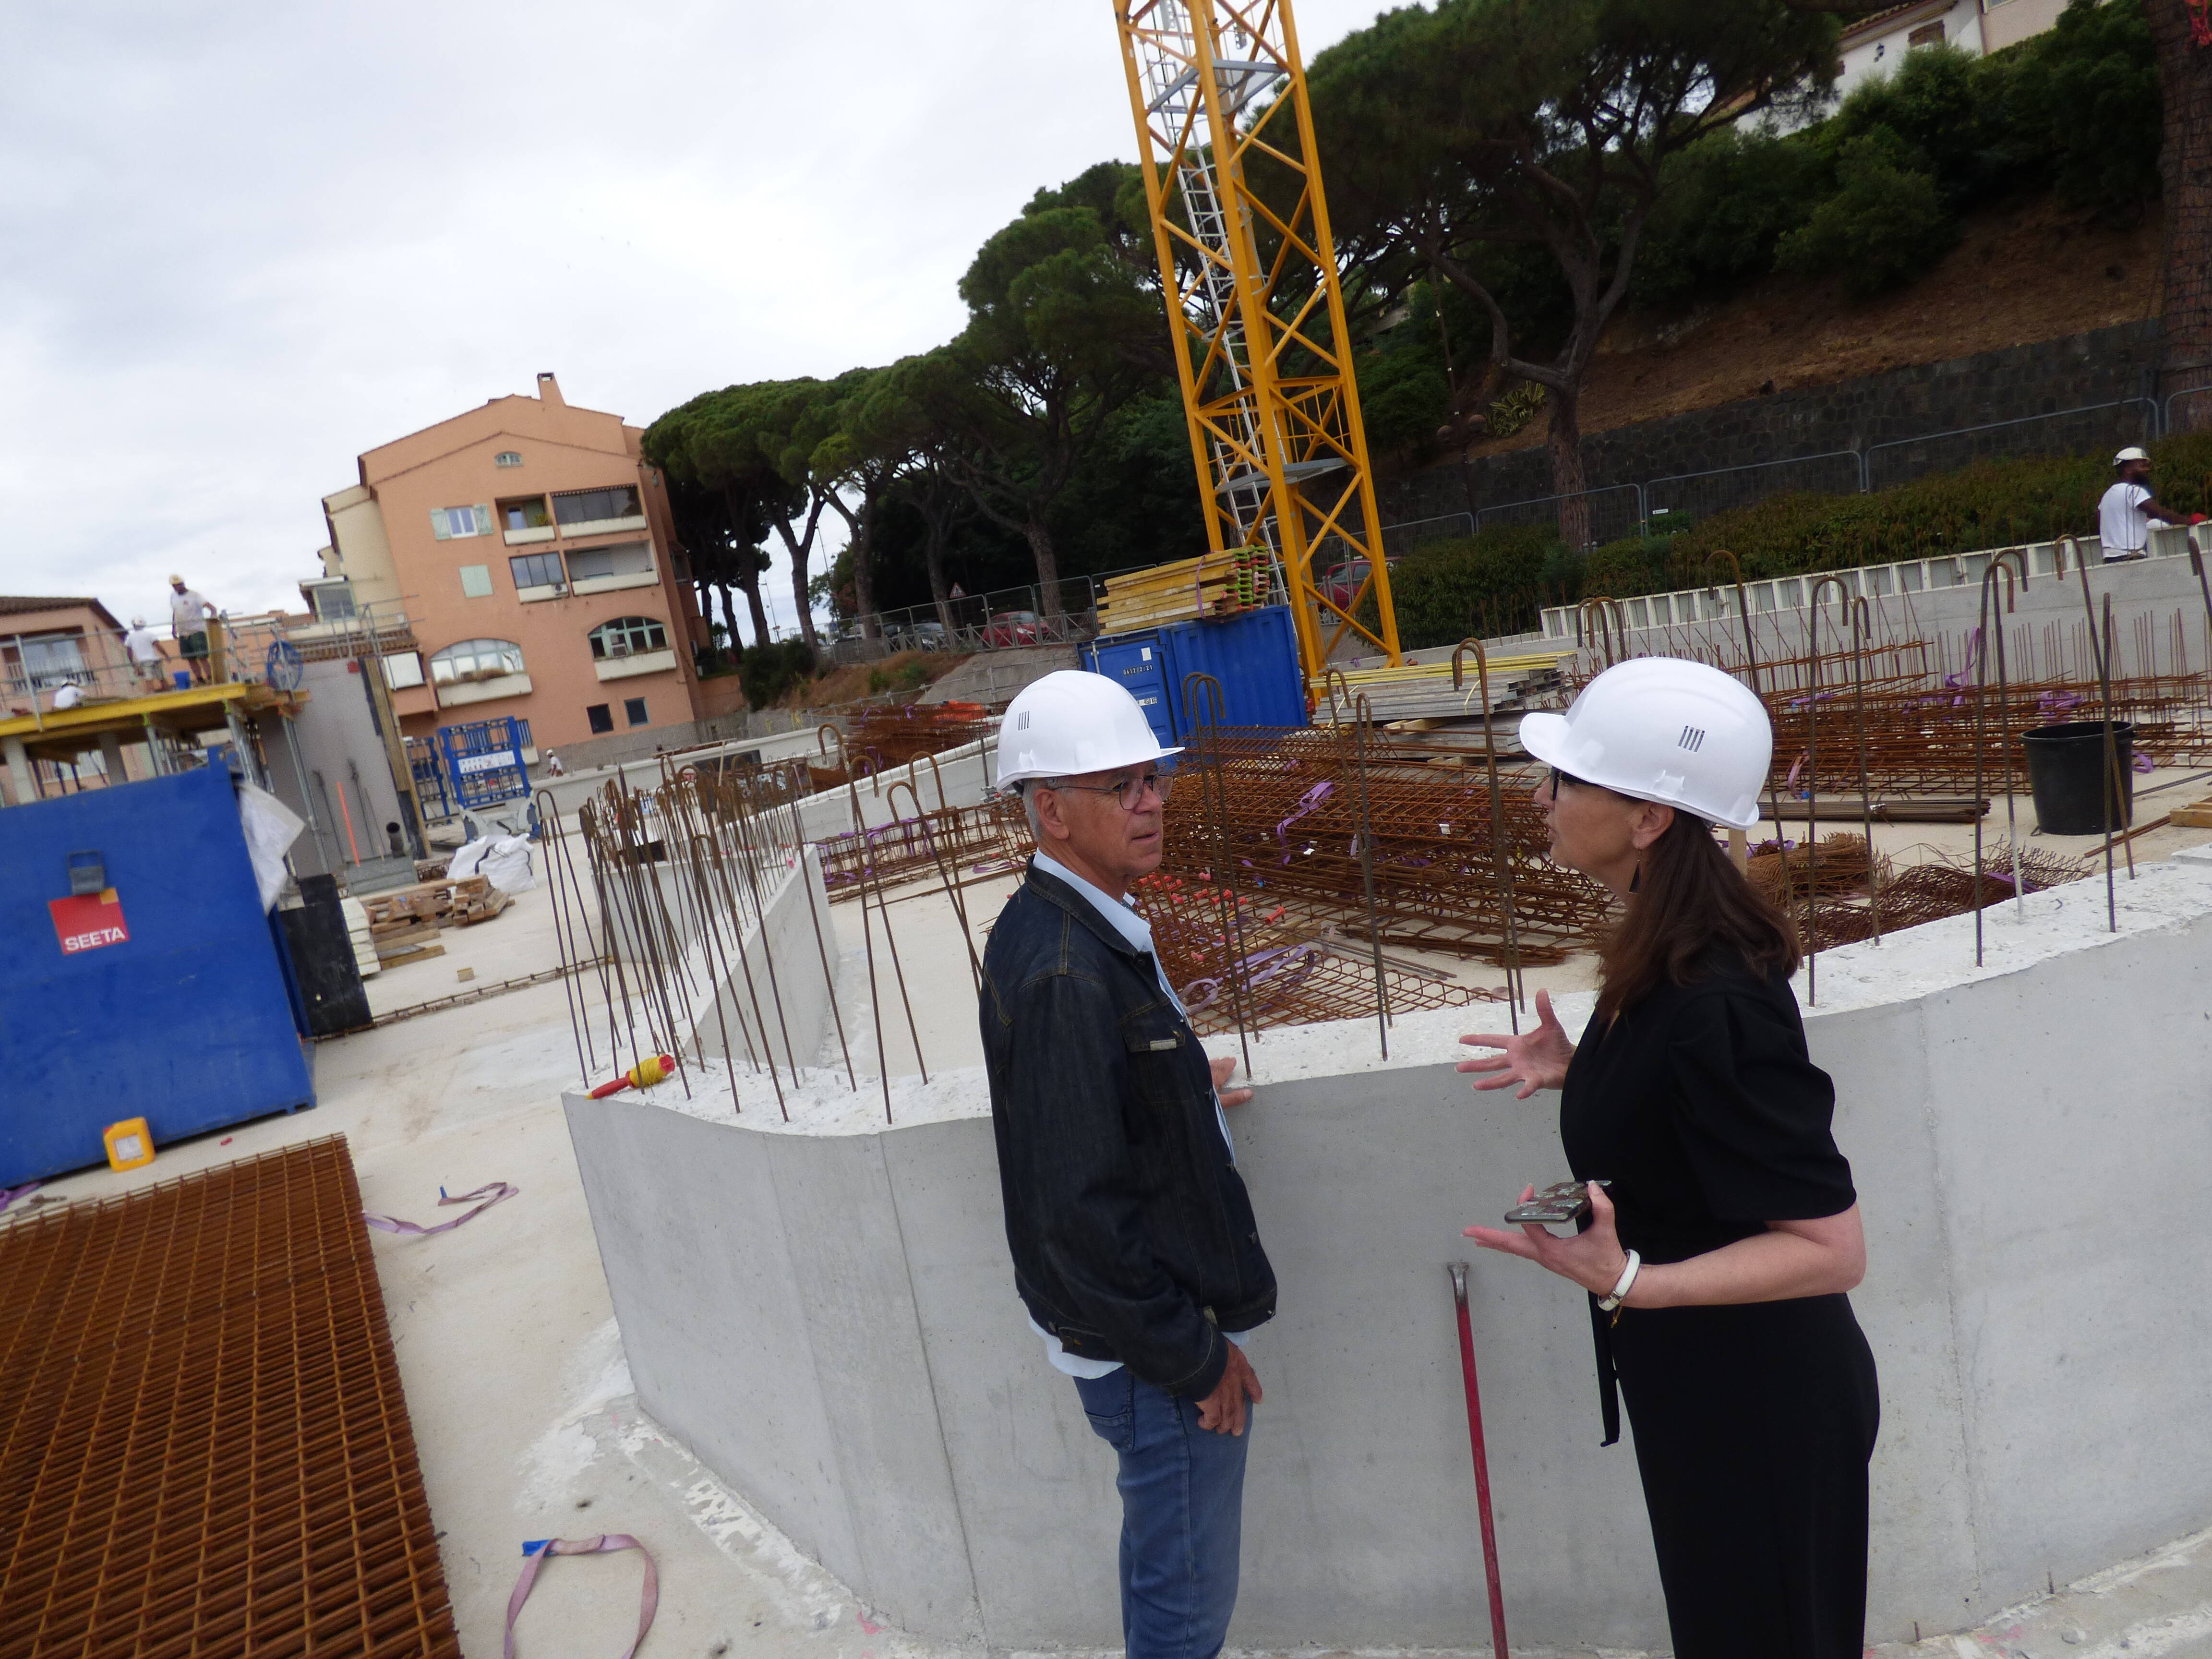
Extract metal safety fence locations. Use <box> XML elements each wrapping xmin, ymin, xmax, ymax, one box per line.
<box><xmin>1377</xmin><ymin>395</ymin><xmax>2184</xmax><ymax>558</ymax></box>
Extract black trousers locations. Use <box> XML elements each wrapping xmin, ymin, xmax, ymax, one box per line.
<box><xmin>1612</xmin><ymin>1295</ymin><xmax>1880</xmax><ymax>1659</ymax></box>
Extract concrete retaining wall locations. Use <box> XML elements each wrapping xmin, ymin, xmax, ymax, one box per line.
<box><xmin>793</xmin><ymin>738</ymin><xmax>998</xmax><ymax>842</ymax></box>
<box><xmin>563</xmin><ymin>850</ymin><xmax>2212</xmax><ymax>1653</ymax></box>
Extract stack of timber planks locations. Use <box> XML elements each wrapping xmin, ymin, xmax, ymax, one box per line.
<box><xmin>1098</xmin><ymin>550</ymin><xmax>1268</xmax><ymax>633</ymax></box>
<box><xmin>360</xmin><ymin>875</ymin><xmax>512</xmax><ymax>967</ymax></box>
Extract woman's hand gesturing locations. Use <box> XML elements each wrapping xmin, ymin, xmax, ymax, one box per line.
<box><xmin>1456</xmin><ymin>987</ymin><xmax>1574</xmax><ymax>1098</ymax></box>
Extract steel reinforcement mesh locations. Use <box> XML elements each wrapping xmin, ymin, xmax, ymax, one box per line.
<box><xmin>0</xmin><ymin>1136</ymin><xmax>462</xmax><ymax>1658</ymax></box>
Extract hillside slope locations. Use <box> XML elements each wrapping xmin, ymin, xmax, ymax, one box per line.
<box><xmin>1454</xmin><ymin>196</ymin><xmax>2162</xmax><ymax>462</ymax></box>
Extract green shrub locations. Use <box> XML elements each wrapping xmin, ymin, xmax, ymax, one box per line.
<box><xmin>2000</xmin><ymin>0</ymin><xmax>2161</xmax><ymax>212</ymax></box>
<box><xmin>1581</xmin><ymin>533</ymin><xmax>1676</xmax><ymax>599</ymax></box>
<box><xmin>1634</xmin><ymin>129</ymin><xmax>1831</xmax><ymax>307</ymax></box>
<box><xmin>738</xmin><ymin>639</ymin><xmax>817</xmax><ymax>709</ymax></box>
<box><xmin>1382</xmin><ymin>523</ymin><xmax>1562</xmax><ymax>649</ymax></box>
<box><xmin>1775</xmin><ymin>132</ymin><xmax>1958</xmax><ymax>297</ymax></box>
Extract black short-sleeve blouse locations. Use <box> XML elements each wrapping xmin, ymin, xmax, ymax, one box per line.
<box><xmin>1560</xmin><ymin>950</ymin><xmax>1856</xmax><ymax>1265</ymax></box>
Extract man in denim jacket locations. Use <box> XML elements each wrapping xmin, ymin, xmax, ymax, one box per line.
<box><xmin>981</xmin><ymin>671</ymin><xmax>1274</xmax><ymax>1659</ymax></box>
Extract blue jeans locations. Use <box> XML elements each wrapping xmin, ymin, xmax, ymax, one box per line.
<box><xmin>1072</xmin><ymin>1368</ymin><xmax>1251</xmax><ymax>1659</ymax></box>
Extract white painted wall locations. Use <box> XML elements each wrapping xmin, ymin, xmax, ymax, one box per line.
<box><xmin>1835</xmin><ymin>0</ymin><xmax>1987</xmax><ymax>107</ymax></box>
<box><xmin>564</xmin><ymin>850</ymin><xmax>2212</xmax><ymax>1652</ymax></box>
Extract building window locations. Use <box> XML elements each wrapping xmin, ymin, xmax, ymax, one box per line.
<box><xmin>565</xmin><ymin>541</ymin><xmax>653</xmax><ymax>582</ymax></box>
<box><xmin>429</xmin><ymin>638</ymin><xmax>526</xmax><ymax>685</ymax></box>
<box><xmin>586</xmin><ymin>703</ymin><xmax>614</xmax><ymax>733</ymax></box>
<box><xmin>494</xmin><ymin>451</ymin><xmax>523</xmax><ymax>468</ymax></box>
<box><xmin>383</xmin><ymin>650</ymin><xmax>426</xmax><ymax>690</ymax></box>
<box><xmin>1907</xmin><ymin>20</ymin><xmax>1943</xmax><ymax>43</ymax></box>
<box><xmin>431</xmin><ymin>505</ymin><xmax>491</xmax><ymax>539</ymax></box>
<box><xmin>624</xmin><ymin>697</ymin><xmax>649</xmax><ymax>726</ymax></box>
<box><xmin>306</xmin><ymin>582</ymin><xmax>356</xmax><ymax>621</ymax></box>
<box><xmin>458</xmin><ymin>564</ymin><xmax>493</xmax><ymax>598</ymax></box>
<box><xmin>588</xmin><ymin>615</ymin><xmax>669</xmax><ymax>659</ymax></box>
<box><xmin>6</xmin><ymin>633</ymin><xmax>87</xmax><ymax>693</ymax></box>
<box><xmin>510</xmin><ymin>552</ymin><xmax>565</xmax><ymax>590</ymax></box>
<box><xmin>500</xmin><ymin>495</ymin><xmax>552</xmax><ymax>531</ymax></box>
<box><xmin>553</xmin><ymin>485</ymin><xmax>642</xmax><ymax>527</ymax></box>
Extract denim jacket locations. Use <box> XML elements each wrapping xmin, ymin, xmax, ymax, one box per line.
<box><xmin>980</xmin><ymin>859</ymin><xmax>1277</xmax><ymax>1398</ymax></box>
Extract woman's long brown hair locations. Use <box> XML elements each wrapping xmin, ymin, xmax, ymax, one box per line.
<box><xmin>1595</xmin><ymin>809</ymin><xmax>1800</xmax><ymax>1019</ymax></box>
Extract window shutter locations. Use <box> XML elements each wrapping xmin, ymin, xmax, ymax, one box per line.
<box><xmin>431</xmin><ymin>509</ymin><xmax>451</xmax><ymax>540</ymax></box>
<box><xmin>474</xmin><ymin>505</ymin><xmax>492</xmax><ymax>535</ymax></box>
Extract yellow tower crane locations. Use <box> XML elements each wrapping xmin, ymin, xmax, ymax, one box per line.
<box><xmin>1111</xmin><ymin>0</ymin><xmax>1403</xmax><ymax>686</ymax></box>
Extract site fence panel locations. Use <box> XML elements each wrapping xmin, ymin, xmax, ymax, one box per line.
<box><xmin>1646</xmin><ymin>450</ymin><xmax>1866</xmax><ymax>528</ymax></box>
<box><xmin>1377</xmin><ymin>512</ymin><xmax>1474</xmax><ymax>558</ymax></box>
<box><xmin>1475</xmin><ymin>484</ymin><xmax>1645</xmax><ymax>549</ymax></box>
<box><xmin>2164</xmin><ymin>385</ymin><xmax>2212</xmax><ymax>436</ymax></box>
<box><xmin>1863</xmin><ymin>399</ymin><xmax>2158</xmax><ymax>493</ymax></box>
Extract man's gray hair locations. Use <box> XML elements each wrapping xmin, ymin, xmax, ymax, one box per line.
<box><xmin>1017</xmin><ymin>777</ymin><xmax>1071</xmax><ymax>842</ymax></box>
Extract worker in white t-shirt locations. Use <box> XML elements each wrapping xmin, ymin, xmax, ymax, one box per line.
<box><xmin>168</xmin><ymin>575</ymin><xmax>214</xmax><ymax>683</ymax></box>
<box><xmin>2097</xmin><ymin>448</ymin><xmax>2188</xmax><ymax>563</ymax></box>
<box><xmin>123</xmin><ymin>616</ymin><xmax>166</xmax><ymax>690</ymax></box>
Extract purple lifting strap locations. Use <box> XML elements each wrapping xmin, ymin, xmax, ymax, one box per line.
<box><xmin>361</xmin><ymin>1180</ymin><xmax>518</xmax><ymax>1237</ymax></box>
<box><xmin>505</xmin><ymin>1533</ymin><xmax>659</xmax><ymax>1659</ymax></box>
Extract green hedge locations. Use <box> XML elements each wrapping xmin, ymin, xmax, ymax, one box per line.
<box><xmin>1380</xmin><ymin>524</ymin><xmax>1563</xmax><ymax>649</ymax></box>
<box><xmin>1661</xmin><ymin>432</ymin><xmax>2212</xmax><ymax>581</ymax></box>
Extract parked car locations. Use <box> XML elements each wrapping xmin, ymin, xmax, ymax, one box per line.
<box><xmin>1317</xmin><ymin>558</ymin><xmax>1398</xmax><ymax>610</ymax></box>
<box><xmin>980</xmin><ymin>609</ymin><xmax>1042</xmax><ymax>648</ymax></box>
<box><xmin>897</xmin><ymin>620</ymin><xmax>950</xmax><ymax>651</ymax></box>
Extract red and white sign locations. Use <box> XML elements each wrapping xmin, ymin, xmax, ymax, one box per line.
<box><xmin>49</xmin><ymin>890</ymin><xmax>130</xmax><ymax>954</ymax></box>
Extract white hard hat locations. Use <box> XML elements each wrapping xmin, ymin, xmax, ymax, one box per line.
<box><xmin>993</xmin><ymin>670</ymin><xmax>1181</xmax><ymax>789</ymax></box>
<box><xmin>1519</xmin><ymin>657</ymin><xmax>1772</xmax><ymax>830</ymax></box>
<box><xmin>131</xmin><ymin>616</ymin><xmax>146</xmax><ymax>628</ymax></box>
<box><xmin>2115</xmin><ymin>447</ymin><xmax>2150</xmax><ymax>465</ymax></box>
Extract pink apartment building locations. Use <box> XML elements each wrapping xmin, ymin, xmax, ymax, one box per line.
<box><xmin>317</xmin><ymin>373</ymin><xmax>709</xmax><ymax>757</ymax></box>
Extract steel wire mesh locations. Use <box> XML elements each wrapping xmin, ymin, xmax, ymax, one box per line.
<box><xmin>0</xmin><ymin>1137</ymin><xmax>461</xmax><ymax>1659</ymax></box>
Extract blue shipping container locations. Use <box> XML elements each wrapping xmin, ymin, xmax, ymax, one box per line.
<box><xmin>1083</xmin><ymin>605</ymin><xmax>1307</xmax><ymax>746</ymax></box>
<box><xmin>0</xmin><ymin>765</ymin><xmax>316</xmax><ymax>1185</ymax></box>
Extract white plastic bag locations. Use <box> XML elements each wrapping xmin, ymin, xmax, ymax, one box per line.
<box><xmin>446</xmin><ymin>837</ymin><xmax>493</xmax><ymax>881</ymax></box>
<box><xmin>236</xmin><ymin>781</ymin><xmax>305</xmax><ymax>911</ymax></box>
<box><xmin>481</xmin><ymin>835</ymin><xmax>535</xmax><ymax>893</ymax></box>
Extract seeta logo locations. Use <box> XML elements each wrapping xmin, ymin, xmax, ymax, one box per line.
<box><xmin>49</xmin><ymin>891</ymin><xmax>131</xmax><ymax>955</ymax></box>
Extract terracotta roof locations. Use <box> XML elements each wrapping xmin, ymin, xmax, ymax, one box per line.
<box><xmin>1840</xmin><ymin>0</ymin><xmax>1948</xmax><ymax>44</ymax></box>
<box><xmin>0</xmin><ymin>595</ymin><xmax>102</xmax><ymax>615</ymax></box>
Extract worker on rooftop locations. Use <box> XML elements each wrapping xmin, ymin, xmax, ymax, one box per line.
<box><xmin>2098</xmin><ymin>447</ymin><xmax>2192</xmax><ymax>563</ymax></box>
<box><xmin>982</xmin><ymin>670</ymin><xmax>1270</xmax><ymax>1659</ymax></box>
<box><xmin>122</xmin><ymin>615</ymin><xmax>167</xmax><ymax>692</ymax></box>
<box><xmin>168</xmin><ymin>575</ymin><xmax>214</xmax><ymax>685</ymax></box>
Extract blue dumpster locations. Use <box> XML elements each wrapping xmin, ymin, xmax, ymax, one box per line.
<box><xmin>0</xmin><ymin>766</ymin><xmax>315</xmax><ymax>1184</ymax></box>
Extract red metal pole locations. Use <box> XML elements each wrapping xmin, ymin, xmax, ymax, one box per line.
<box><xmin>1449</xmin><ymin>1262</ymin><xmax>1511</xmax><ymax>1659</ymax></box>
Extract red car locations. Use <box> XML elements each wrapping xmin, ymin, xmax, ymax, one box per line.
<box><xmin>981</xmin><ymin>609</ymin><xmax>1042</xmax><ymax>647</ymax></box>
<box><xmin>1318</xmin><ymin>559</ymin><xmax>1395</xmax><ymax>609</ymax></box>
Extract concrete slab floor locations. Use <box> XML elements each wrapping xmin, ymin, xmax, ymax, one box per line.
<box><xmin>14</xmin><ymin>813</ymin><xmax>2212</xmax><ymax>1657</ymax></box>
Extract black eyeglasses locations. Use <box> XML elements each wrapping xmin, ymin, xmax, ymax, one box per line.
<box><xmin>1046</xmin><ymin>771</ymin><xmax>1172</xmax><ymax>811</ymax></box>
<box><xmin>1547</xmin><ymin>767</ymin><xmax>1589</xmax><ymax>797</ymax></box>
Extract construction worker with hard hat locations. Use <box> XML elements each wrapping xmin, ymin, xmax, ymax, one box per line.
<box><xmin>2099</xmin><ymin>447</ymin><xmax>2194</xmax><ymax>562</ymax></box>
<box><xmin>1459</xmin><ymin>657</ymin><xmax>1877</xmax><ymax>1659</ymax></box>
<box><xmin>981</xmin><ymin>669</ymin><xmax>1272</xmax><ymax>1659</ymax></box>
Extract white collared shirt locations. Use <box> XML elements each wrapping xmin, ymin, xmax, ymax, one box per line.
<box><xmin>1025</xmin><ymin>851</ymin><xmax>1246</xmax><ymax>1378</ymax></box>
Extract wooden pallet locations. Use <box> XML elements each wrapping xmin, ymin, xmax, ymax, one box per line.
<box><xmin>361</xmin><ymin>875</ymin><xmax>508</xmax><ymax>931</ymax></box>
<box><xmin>2170</xmin><ymin>795</ymin><xmax>2212</xmax><ymax>829</ymax></box>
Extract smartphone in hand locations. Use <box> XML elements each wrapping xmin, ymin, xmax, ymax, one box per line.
<box><xmin>1504</xmin><ymin>1179</ymin><xmax>1609</xmax><ymax>1226</ymax></box>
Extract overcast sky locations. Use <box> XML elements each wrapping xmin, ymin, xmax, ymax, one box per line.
<box><xmin>1</xmin><ymin>0</ymin><xmax>1383</xmax><ymax>638</ymax></box>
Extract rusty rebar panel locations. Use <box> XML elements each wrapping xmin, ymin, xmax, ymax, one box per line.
<box><xmin>0</xmin><ymin>1136</ymin><xmax>462</xmax><ymax>1659</ymax></box>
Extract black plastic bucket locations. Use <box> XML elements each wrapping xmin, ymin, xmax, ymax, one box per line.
<box><xmin>2022</xmin><ymin>721</ymin><xmax>2134</xmax><ymax>835</ymax></box>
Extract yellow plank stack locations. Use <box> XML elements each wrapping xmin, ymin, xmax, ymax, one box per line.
<box><xmin>1098</xmin><ymin>550</ymin><xmax>1268</xmax><ymax>633</ymax></box>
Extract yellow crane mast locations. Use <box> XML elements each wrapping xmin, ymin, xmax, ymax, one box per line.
<box><xmin>1111</xmin><ymin>0</ymin><xmax>1403</xmax><ymax>685</ymax></box>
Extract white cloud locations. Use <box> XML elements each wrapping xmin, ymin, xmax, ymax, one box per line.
<box><xmin>0</xmin><ymin>0</ymin><xmax>1382</xmax><ymax>630</ymax></box>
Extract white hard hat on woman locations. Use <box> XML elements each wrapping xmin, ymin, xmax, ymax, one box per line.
<box><xmin>1516</xmin><ymin>657</ymin><xmax>1771</xmax><ymax>829</ymax></box>
<box><xmin>994</xmin><ymin>670</ymin><xmax>1181</xmax><ymax>790</ymax></box>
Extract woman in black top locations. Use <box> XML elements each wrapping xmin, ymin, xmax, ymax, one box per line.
<box><xmin>1459</xmin><ymin>657</ymin><xmax>1877</xmax><ymax>1659</ymax></box>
